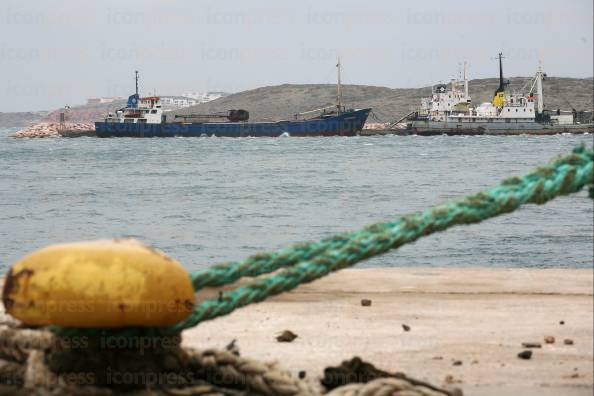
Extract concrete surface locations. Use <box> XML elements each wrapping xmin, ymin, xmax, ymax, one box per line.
<box><xmin>183</xmin><ymin>268</ymin><xmax>594</xmax><ymax>396</ymax></box>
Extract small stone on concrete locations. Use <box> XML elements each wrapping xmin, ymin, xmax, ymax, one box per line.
<box><xmin>276</xmin><ymin>330</ymin><xmax>298</xmax><ymax>343</ymax></box>
<box><xmin>298</xmin><ymin>370</ymin><xmax>306</xmax><ymax>379</ymax></box>
<box><xmin>563</xmin><ymin>338</ymin><xmax>574</xmax><ymax>345</ymax></box>
<box><xmin>452</xmin><ymin>360</ymin><xmax>463</xmax><ymax>366</ymax></box>
<box><xmin>544</xmin><ymin>336</ymin><xmax>555</xmax><ymax>344</ymax></box>
<box><xmin>517</xmin><ymin>350</ymin><xmax>533</xmax><ymax>360</ymax></box>
<box><xmin>521</xmin><ymin>342</ymin><xmax>542</xmax><ymax>348</ymax></box>
<box><xmin>402</xmin><ymin>324</ymin><xmax>411</xmax><ymax>332</ymax></box>
<box><xmin>360</xmin><ymin>299</ymin><xmax>372</xmax><ymax>307</ymax></box>
<box><xmin>444</xmin><ymin>375</ymin><xmax>463</xmax><ymax>385</ymax></box>
<box><xmin>225</xmin><ymin>339</ymin><xmax>240</xmax><ymax>356</ymax></box>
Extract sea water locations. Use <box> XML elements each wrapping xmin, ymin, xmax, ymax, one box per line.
<box><xmin>1</xmin><ymin>128</ymin><xmax>592</xmax><ymax>271</ymax></box>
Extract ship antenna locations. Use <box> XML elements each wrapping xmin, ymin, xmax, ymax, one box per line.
<box><xmin>135</xmin><ymin>70</ymin><xmax>139</xmax><ymax>96</ymax></box>
<box><xmin>336</xmin><ymin>57</ymin><xmax>342</xmax><ymax>113</ymax></box>
<box><xmin>498</xmin><ymin>52</ymin><xmax>505</xmax><ymax>90</ymax></box>
<box><xmin>463</xmin><ymin>61</ymin><xmax>469</xmax><ymax>98</ymax></box>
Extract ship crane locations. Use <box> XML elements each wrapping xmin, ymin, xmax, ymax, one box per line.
<box><xmin>527</xmin><ymin>63</ymin><xmax>546</xmax><ymax>115</ymax></box>
<box><xmin>296</xmin><ymin>57</ymin><xmax>347</xmax><ymax>118</ymax></box>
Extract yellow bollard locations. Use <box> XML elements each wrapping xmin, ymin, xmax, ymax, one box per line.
<box><xmin>2</xmin><ymin>239</ymin><xmax>195</xmax><ymax>328</ymax></box>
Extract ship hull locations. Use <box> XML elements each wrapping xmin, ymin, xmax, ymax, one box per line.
<box><xmin>96</xmin><ymin>109</ymin><xmax>371</xmax><ymax>138</ymax></box>
<box><xmin>406</xmin><ymin>119</ymin><xmax>593</xmax><ymax>135</ymax></box>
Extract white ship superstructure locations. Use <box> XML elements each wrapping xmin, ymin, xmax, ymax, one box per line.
<box><xmin>410</xmin><ymin>54</ymin><xmax>551</xmax><ymax>133</ymax></box>
<box><xmin>103</xmin><ymin>71</ymin><xmax>164</xmax><ymax>125</ymax></box>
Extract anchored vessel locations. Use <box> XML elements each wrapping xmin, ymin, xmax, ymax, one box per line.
<box><xmin>405</xmin><ymin>53</ymin><xmax>593</xmax><ymax>135</ymax></box>
<box><xmin>95</xmin><ymin>64</ymin><xmax>371</xmax><ymax>138</ymax></box>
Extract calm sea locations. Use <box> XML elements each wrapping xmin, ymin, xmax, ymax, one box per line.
<box><xmin>1</xmin><ymin>127</ymin><xmax>592</xmax><ymax>272</ymax></box>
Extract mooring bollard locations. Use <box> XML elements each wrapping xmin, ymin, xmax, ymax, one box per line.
<box><xmin>3</xmin><ymin>239</ymin><xmax>195</xmax><ymax>328</ymax></box>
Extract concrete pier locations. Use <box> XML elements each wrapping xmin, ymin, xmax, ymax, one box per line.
<box><xmin>184</xmin><ymin>268</ymin><xmax>594</xmax><ymax>395</ymax></box>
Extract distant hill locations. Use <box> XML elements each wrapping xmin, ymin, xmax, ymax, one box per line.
<box><xmin>2</xmin><ymin>77</ymin><xmax>591</xmax><ymax>128</ymax></box>
<box><xmin>172</xmin><ymin>77</ymin><xmax>593</xmax><ymax>123</ymax></box>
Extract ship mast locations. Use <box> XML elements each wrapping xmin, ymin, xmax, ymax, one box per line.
<box><xmin>492</xmin><ymin>52</ymin><xmax>508</xmax><ymax>106</ymax></box>
<box><xmin>498</xmin><ymin>53</ymin><xmax>504</xmax><ymax>90</ymax></box>
<box><xmin>536</xmin><ymin>62</ymin><xmax>544</xmax><ymax>114</ymax></box>
<box><xmin>135</xmin><ymin>70</ymin><xmax>139</xmax><ymax>96</ymax></box>
<box><xmin>463</xmin><ymin>61</ymin><xmax>469</xmax><ymax>98</ymax></box>
<box><xmin>336</xmin><ymin>57</ymin><xmax>342</xmax><ymax>113</ymax></box>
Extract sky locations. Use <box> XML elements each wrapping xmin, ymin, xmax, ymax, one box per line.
<box><xmin>1</xmin><ymin>0</ymin><xmax>592</xmax><ymax>112</ymax></box>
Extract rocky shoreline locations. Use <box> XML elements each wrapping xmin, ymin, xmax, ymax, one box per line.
<box><xmin>12</xmin><ymin>122</ymin><xmax>95</xmax><ymax>138</ymax></box>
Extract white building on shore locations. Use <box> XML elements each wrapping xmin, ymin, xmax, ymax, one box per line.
<box><xmin>87</xmin><ymin>97</ymin><xmax>123</xmax><ymax>105</ymax></box>
<box><xmin>181</xmin><ymin>91</ymin><xmax>228</xmax><ymax>103</ymax></box>
<box><xmin>160</xmin><ymin>96</ymin><xmax>199</xmax><ymax>110</ymax></box>
<box><xmin>160</xmin><ymin>92</ymin><xmax>229</xmax><ymax>111</ymax></box>
<box><xmin>86</xmin><ymin>91</ymin><xmax>229</xmax><ymax>111</ymax></box>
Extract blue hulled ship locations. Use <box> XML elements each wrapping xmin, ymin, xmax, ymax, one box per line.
<box><xmin>95</xmin><ymin>63</ymin><xmax>371</xmax><ymax>138</ymax></box>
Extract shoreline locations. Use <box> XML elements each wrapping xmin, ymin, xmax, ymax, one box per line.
<box><xmin>10</xmin><ymin>123</ymin><xmax>592</xmax><ymax>138</ymax></box>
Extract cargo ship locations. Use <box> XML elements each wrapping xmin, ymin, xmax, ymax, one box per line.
<box><xmin>404</xmin><ymin>53</ymin><xmax>593</xmax><ymax>135</ymax></box>
<box><xmin>95</xmin><ymin>62</ymin><xmax>371</xmax><ymax>138</ymax></box>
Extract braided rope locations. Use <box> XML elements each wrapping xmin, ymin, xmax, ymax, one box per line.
<box><xmin>168</xmin><ymin>146</ymin><xmax>593</xmax><ymax>332</ymax></box>
<box><xmin>324</xmin><ymin>377</ymin><xmax>456</xmax><ymax>396</ymax></box>
<box><xmin>187</xmin><ymin>347</ymin><xmax>315</xmax><ymax>395</ymax></box>
<box><xmin>0</xmin><ymin>324</ymin><xmax>53</xmax><ymax>363</ymax></box>
<box><xmin>189</xmin><ymin>238</ymin><xmax>346</xmax><ymax>290</ymax></box>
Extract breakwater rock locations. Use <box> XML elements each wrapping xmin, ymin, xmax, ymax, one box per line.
<box><xmin>13</xmin><ymin>122</ymin><xmax>95</xmax><ymax>138</ymax></box>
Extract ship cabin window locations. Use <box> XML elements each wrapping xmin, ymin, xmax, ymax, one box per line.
<box><xmin>507</xmin><ymin>109</ymin><xmax>510</xmax><ymax>112</ymax></box>
<box><xmin>523</xmin><ymin>109</ymin><xmax>526</xmax><ymax>112</ymax></box>
<box><xmin>124</xmin><ymin>118</ymin><xmax>134</xmax><ymax>123</ymax></box>
<box><xmin>530</xmin><ymin>109</ymin><xmax>533</xmax><ymax>112</ymax></box>
<box><xmin>138</xmin><ymin>119</ymin><xmax>147</xmax><ymax>123</ymax></box>
<box><xmin>458</xmin><ymin>118</ymin><xmax>462</xmax><ymax>122</ymax></box>
<box><xmin>472</xmin><ymin>118</ymin><xmax>476</xmax><ymax>122</ymax></box>
<box><xmin>516</xmin><ymin>109</ymin><xmax>518</xmax><ymax>112</ymax></box>
<box><xmin>151</xmin><ymin>110</ymin><xmax>157</xmax><ymax>114</ymax></box>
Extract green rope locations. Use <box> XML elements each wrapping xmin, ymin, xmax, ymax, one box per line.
<box><xmin>51</xmin><ymin>146</ymin><xmax>593</xmax><ymax>338</ymax></box>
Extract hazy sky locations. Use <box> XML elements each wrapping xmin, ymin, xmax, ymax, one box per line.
<box><xmin>1</xmin><ymin>0</ymin><xmax>592</xmax><ymax>112</ymax></box>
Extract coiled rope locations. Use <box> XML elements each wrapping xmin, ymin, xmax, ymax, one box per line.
<box><xmin>1</xmin><ymin>323</ymin><xmax>457</xmax><ymax>395</ymax></box>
